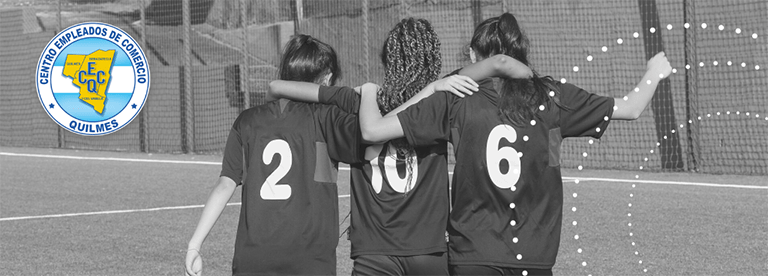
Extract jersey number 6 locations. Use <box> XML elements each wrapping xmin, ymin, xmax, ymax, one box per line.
<box><xmin>486</xmin><ymin>124</ymin><xmax>522</xmax><ymax>191</ymax></box>
<box><xmin>261</xmin><ymin>139</ymin><xmax>292</xmax><ymax>200</ymax></box>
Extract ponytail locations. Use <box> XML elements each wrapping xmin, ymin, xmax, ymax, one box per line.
<box><xmin>470</xmin><ymin>13</ymin><xmax>567</xmax><ymax>126</ymax></box>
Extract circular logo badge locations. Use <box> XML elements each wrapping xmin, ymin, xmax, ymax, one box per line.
<box><xmin>36</xmin><ymin>22</ymin><xmax>150</xmax><ymax>136</ymax></box>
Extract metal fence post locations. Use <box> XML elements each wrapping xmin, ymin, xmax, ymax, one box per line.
<box><xmin>138</xmin><ymin>0</ymin><xmax>149</xmax><ymax>152</ymax></box>
<box><xmin>181</xmin><ymin>0</ymin><xmax>195</xmax><ymax>153</ymax></box>
<box><xmin>683</xmin><ymin>0</ymin><xmax>700</xmax><ymax>171</ymax></box>
<box><xmin>240</xmin><ymin>0</ymin><xmax>250</xmax><ymax>109</ymax></box>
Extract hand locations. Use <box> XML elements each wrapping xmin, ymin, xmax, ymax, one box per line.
<box><xmin>647</xmin><ymin>51</ymin><xmax>672</xmax><ymax>80</ymax></box>
<box><xmin>353</xmin><ymin>86</ymin><xmax>362</xmax><ymax>94</ymax></box>
<box><xmin>185</xmin><ymin>249</ymin><xmax>203</xmax><ymax>276</ymax></box>
<box><xmin>433</xmin><ymin>75</ymin><xmax>479</xmax><ymax>98</ymax></box>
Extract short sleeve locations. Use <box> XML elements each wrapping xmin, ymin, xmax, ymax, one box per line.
<box><xmin>558</xmin><ymin>83</ymin><xmax>615</xmax><ymax>138</ymax></box>
<box><xmin>397</xmin><ymin>92</ymin><xmax>453</xmax><ymax>147</ymax></box>
<box><xmin>318</xmin><ymin>86</ymin><xmax>360</xmax><ymax>114</ymax></box>
<box><xmin>316</xmin><ymin>105</ymin><xmax>364</xmax><ymax>164</ymax></box>
<box><xmin>220</xmin><ymin>116</ymin><xmax>245</xmax><ymax>184</ymax></box>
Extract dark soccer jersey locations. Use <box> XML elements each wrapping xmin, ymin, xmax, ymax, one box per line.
<box><xmin>220</xmin><ymin>98</ymin><xmax>362</xmax><ymax>275</ymax></box>
<box><xmin>318</xmin><ymin>86</ymin><xmax>450</xmax><ymax>257</ymax></box>
<box><xmin>397</xmin><ymin>78</ymin><xmax>614</xmax><ymax>269</ymax></box>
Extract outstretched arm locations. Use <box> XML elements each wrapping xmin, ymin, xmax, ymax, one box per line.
<box><xmin>612</xmin><ymin>52</ymin><xmax>673</xmax><ymax>120</ymax></box>
<box><xmin>185</xmin><ymin>176</ymin><xmax>237</xmax><ymax>276</ymax></box>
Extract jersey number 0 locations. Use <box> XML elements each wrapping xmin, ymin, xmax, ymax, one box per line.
<box><xmin>486</xmin><ymin>124</ymin><xmax>522</xmax><ymax>190</ymax></box>
<box><xmin>261</xmin><ymin>139</ymin><xmax>292</xmax><ymax>200</ymax></box>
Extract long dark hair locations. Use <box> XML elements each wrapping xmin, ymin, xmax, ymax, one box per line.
<box><xmin>470</xmin><ymin>13</ymin><xmax>563</xmax><ymax>126</ymax></box>
<box><xmin>278</xmin><ymin>34</ymin><xmax>341</xmax><ymax>85</ymax></box>
<box><xmin>378</xmin><ymin>18</ymin><xmax>442</xmax><ymax>195</ymax></box>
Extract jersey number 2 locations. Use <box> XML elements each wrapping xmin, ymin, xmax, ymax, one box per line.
<box><xmin>261</xmin><ymin>139</ymin><xmax>292</xmax><ymax>200</ymax></box>
<box><xmin>486</xmin><ymin>124</ymin><xmax>521</xmax><ymax>190</ymax></box>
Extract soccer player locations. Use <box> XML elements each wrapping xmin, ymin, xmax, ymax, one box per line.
<box><xmin>185</xmin><ymin>34</ymin><xmax>364</xmax><ymax>276</ymax></box>
<box><xmin>356</xmin><ymin>13</ymin><xmax>672</xmax><ymax>276</ymax></box>
<box><xmin>267</xmin><ymin>18</ymin><xmax>532</xmax><ymax>275</ymax></box>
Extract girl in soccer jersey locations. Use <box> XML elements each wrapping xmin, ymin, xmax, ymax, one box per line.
<box><xmin>356</xmin><ymin>13</ymin><xmax>672</xmax><ymax>276</ymax></box>
<box><xmin>185</xmin><ymin>34</ymin><xmax>365</xmax><ymax>276</ymax></box>
<box><xmin>267</xmin><ymin>18</ymin><xmax>531</xmax><ymax>275</ymax></box>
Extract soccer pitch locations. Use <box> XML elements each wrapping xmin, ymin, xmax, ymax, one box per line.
<box><xmin>1</xmin><ymin>147</ymin><xmax>765</xmax><ymax>275</ymax></box>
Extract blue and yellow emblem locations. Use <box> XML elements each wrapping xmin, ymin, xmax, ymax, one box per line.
<box><xmin>36</xmin><ymin>22</ymin><xmax>149</xmax><ymax>136</ymax></box>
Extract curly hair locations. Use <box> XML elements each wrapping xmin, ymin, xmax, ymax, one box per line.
<box><xmin>377</xmin><ymin>18</ymin><xmax>441</xmax><ymax>195</ymax></box>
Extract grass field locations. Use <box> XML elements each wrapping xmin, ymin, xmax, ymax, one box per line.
<box><xmin>1</xmin><ymin>146</ymin><xmax>766</xmax><ymax>275</ymax></box>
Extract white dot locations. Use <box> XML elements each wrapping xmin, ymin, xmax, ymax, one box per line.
<box><xmin>663</xmin><ymin>135</ymin><xmax>668</xmax><ymax>139</ymax></box>
<box><xmin>549</xmin><ymin>91</ymin><xmax>555</xmax><ymax>97</ymax></box>
<box><xmin>639</xmin><ymin>166</ymin><xmax>644</xmax><ymax>169</ymax></box>
<box><xmin>697</xmin><ymin>116</ymin><xmax>702</xmax><ymax>120</ymax></box>
<box><xmin>630</xmin><ymin>232</ymin><xmax>634</xmax><ymax>236</ymax></box>
<box><xmin>667</xmin><ymin>24</ymin><xmax>673</xmax><ymax>30</ymax></box>
<box><xmin>632</xmin><ymin>242</ymin><xmax>636</xmax><ymax>246</ymax></box>
<box><xmin>701</xmin><ymin>23</ymin><xmax>707</xmax><ymax>29</ymax></box>
<box><xmin>707</xmin><ymin>114</ymin><xmax>711</xmax><ymax>118</ymax></box>
<box><xmin>635</xmin><ymin>251</ymin><xmax>639</xmax><ymax>255</ymax></box>
<box><xmin>582</xmin><ymin>261</ymin><xmax>587</xmax><ymax>267</ymax></box>
<box><xmin>735</xmin><ymin>28</ymin><xmax>741</xmax><ymax>34</ymax></box>
<box><xmin>633</xmin><ymin>32</ymin><xmax>639</xmax><ymax>38</ymax></box>
<box><xmin>628</xmin><ymin>213</ymin><xmax>632</xmax><ymax>217</ymax></box>
<box><xmin>685</xmin><ymin>64</ymin><xmax>691</xmax><ymax>69</ymax></box>
<box><xmin>617</xmin><ymin>38</ymin><xmax>623</xmax><ymax>44</ymax></box>
<box><xmin>510</xmin><ymin>220</ymin><xmax>517</xmax><ymax>226</ymax></box>
<box><xmin>573</xmin><ymin>193</ymin><xmax>578</xmax><ymax>198</ymax></box>
<box><xmin>604</xmin><ymin>116</ymin><xmax>609</xmax><ymax>121</ymax></box>
<box><xmin>628</xmin><ymin>221</ymin><xmax>632</xmax><ymax>225</ymax></box>
<box><xmin>644</xmin><ymin>157</ymin><xmax>649</xmax><ymax>161</ymax></box>
<box><xmin>634</xmin><ymin>87</ymin><xmax>640</xmax><ymax>92</ymax></box>
<box><xmin>577</xmin><ymin>248</ymin><xmax>583</xmax><ymax>253</ymax></box>
<box><xmin>572</xmin><ymin>221</ymin><xmax>577</xmax><ymax>226</ymax></box>
<box><xmin>574</xmin><ymin>234</ymin><xmax>579</xmax><ymax>240</ymax></box>
<box><xmin>672</xmin><ymin>68</ymin><xmax>677</xmax><ymax>73</ymax></box>
<box><xmin>634</xmin><ymin>176</ymin><xmax>639</xmax><ymax>179</ymax></box>
<box><xmin>656</xmin><ymin>142</ymin><xmax>661</xmax><ymax>146</ymax></box>
<box><xmin>718</xmin><ymin>25</ymin><xmax>724</xmax><ymax>31</ymax></box>
<box><xmin>671</xmin><ymin>129</ymin><xmax>675</xmax><ymax>133</ymax></box>
<box><xmin>560</xmin><ymin>78</ymin><xmax>567</xmax><ymax>83</ymax></box>
<box><xmin>589</xmin><ymin>139</ymin><xmax>594</xmax><ymax>144</ymax></box>
<box><xmin>522</xmin><ymin>270</ymin><xmax>528</xmax><ymax>276</ymax></box>
<box><xmin>741</xmin><ymin>62</ymin><xmax>747</xmax><ymax>67</ymax></box>
<box><xmin>726</xmin><ymin>111</ymin><xmax>731</xmax><ymax>114</ymax></box>
<box><xmin>644</xmin><ymin>269</ymin><xmax>648</xmax><ymax>273</ymax></box>
<box><xmin>727</xmin><ymin>61</ymin><xmax>732</xmax><ymax>66</ymax></box>
<box><xmin>572</xmin><ymin>207</ymin><xmax>577</xmax><ymax>212</ymax></box>
<box><xmin>756</xmin><ymin>65</ymin><xmax>761</xmax><ymax>70</ymax></box>
<box><xmin>530</xmin><ymin>120</ymin><xmax>536</xmax><ymax>126</ymax></box>
<box><xmin>684</xmin><ymin>23</ymin><xmax>690</xmax><ymax>29</ymax></box>
<box><xmin>578</xmin><ymin>165</ymin><xmax>583</xmax><ymax>170</ymax></box>
<box><xmin>613</xmin><ymin>105</ymin><xmax>619</xmax><ymax>111</ymax></box>
<box><xmin>602</xmin><ymin>46</ymin><xmax>608</xmax><ymax>52</ymax></box>
<box><xmin>649</xmin><ymin>27</ymin><xmax>656</xmax><ymax>33</ymax></box>
<box><xmin>639</xmin><ymin>260</ymin><xmax>643</xmax><ymax>264</ymax></box>
<box><xmin>517</xmin><ymin>152</ymin><xmax>523</xmax><ymax>158</ymax></box>
<box><xmin>509</xmin><ymin>203</ymin><xmax>516</xmax><ymax>209</ymax></box>
<box><xmin>511</xmin><ymin>185</ymin><xmax>517</xmax><ymax>192</ymax></box>
<box><xmin>517</xmin><ymin>254</ymin><xmax>523</xmax><ymax>260</ymax></box>
<box><xmin>574</xmin><ymin>179</ymin><xmax>580</xmax><ymax>184</ymax></box>
<box><xmin>539</xmin><ymin>105</ymin><xmax>545</xmax><ymax>111</ymax></box>
<box><xmin>573</xmin><ymin>66</ymin><xmax>579</xmax><ymax>72</ymax></box>
<box><xmin>587</xmin><ymin>55</ymin><xmax>593</xmax><ymax>61</ymax></box>
<box><xmin>513</xmin><ymin>237</ymin><xmax>519</xmax><ymax>243</ymax></box>
<box><xmin>736</xmin><ymin>111</ymin><xmax>741</xmax><ymax>115</ymax></box>
<box><xmin>752</xmin><ymin>33</ymin><xmax>758</xmax><ymax>39</ymax></box>
<box><xmin>746</xmin><ymin>112</ymin><xmax>750</xmax><ymax>116</ymax></box>
<box><xmin>596</xmin><ymin>127</ymin><xmax>601</xmax><ymax>132</ymax></box>
<box><xmin>623</xmin><ymin>96</ymin><xmax>629</xmax><ymax>101</ymax></box>
<box><xmin>713</xmin><ymin>61</ymin><xmax>718</xmax><ymax>66</ymax></box>
<box><xmin>630</xmin><ymin>194</ymin><xmax>634</xmax><ymax>198</ymax></box>
<box><xmin>699</xmin><ymin>62</ymin><xmax>704</xmax><ymax>67</ymax></box>
<box><xmin>659</xmin><ymin>73</ymin><xmax>665</xmax><ymax>78</ymax></box>
<box><xmin>646</xmin><ymin>79</ymin><xmax>652</xmax><ymax>85</ymax></box>
<box><xmin>582</xmin><ymin>152</ymin><xmax>588</xmax><ymax>157</ymax></box>
<box><xmin>523</xmin><ymin>135</ymin><xmax>529</xmax><ymax>141</ymax></box>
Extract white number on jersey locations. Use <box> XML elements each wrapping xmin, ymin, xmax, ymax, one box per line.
<box><xmin>486</xmin><ymin>124</ymin><xmax>522</xmax><ymax>190</ymax></box>
<box><xmin>369</xmin><ymin>145</ymin><xmax>419</xmax><ymax>194</ymax></box>
<box><xmin>260</xmin><ymin>139</ymin><xmax>292</xmax><ymax>200</ymax></box>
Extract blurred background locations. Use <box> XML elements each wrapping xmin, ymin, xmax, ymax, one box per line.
<box><xmin>1</xmin><ymin>0</ymin><xmax>766</xmax><ymax>175</ymax></box>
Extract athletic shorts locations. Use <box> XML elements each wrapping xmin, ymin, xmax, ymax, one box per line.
<box><xmin>449</xmin><ymin>265</ymin><xmax>552</xmax><ymax>276</ymax></box>
<box><xmin>352</xmin><ymin>252</ymin><xmax>448</xmax><ymax>276</ymax></box>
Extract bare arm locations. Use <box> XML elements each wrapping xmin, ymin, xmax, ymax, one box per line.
<box><xmin>460</xmin><ymin>54</ymin><xmax>533</xmax><ymax>81</ymax></box>
<box><xmin>612</xmin><ymin>52</ymin><xmax>673</xmax><ymax>120</ymax></box>
<box><xmin>185</xmin><ymin>176</ymin><xmax>238</xmax><ymax>276</ymax></box>
<box><xmin>359</xmin><ymin>83</ymin><xmax>406</xmax><ymax>143</ymax></box>
<box><xmin>267</xmin><ymin>80</ymin><xmax>320</xmax><ymax>103</ymax></box>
